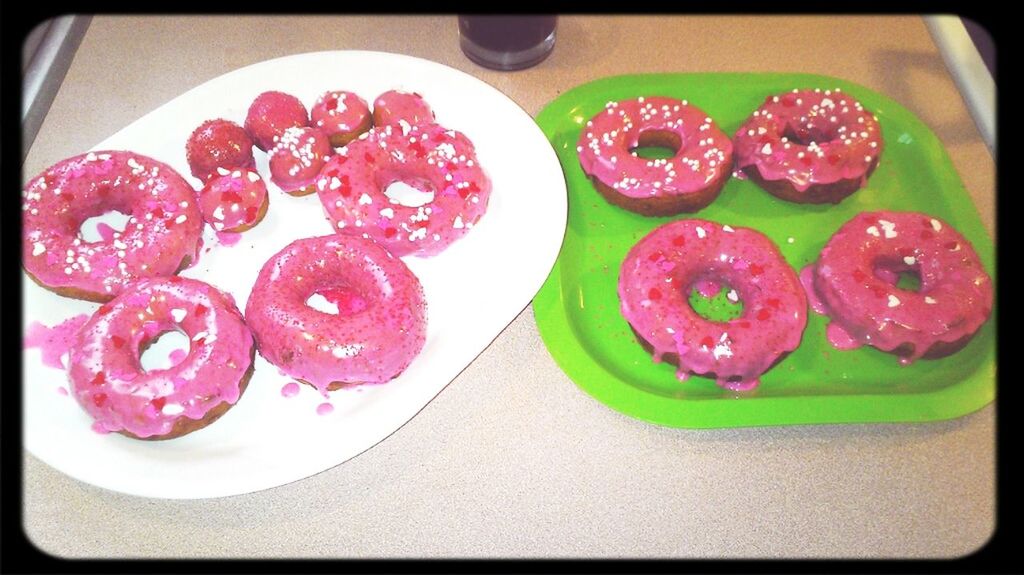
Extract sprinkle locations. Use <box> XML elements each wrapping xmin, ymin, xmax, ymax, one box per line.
<box><xmin>453</xmin><ymin>216</ymin><xmax>465</xmax><ymax>229</ymax></box>
<box><xmin>903</xmin><ymin>256</ymin><xmax>916</xmax><ymax>265</ymax></box>
<box><xmin>696</xmin><ymin>226</ymin><xmax>707</xmax><ymax>239</ymax></box>
<box><xmin>32</xmin><ymin>242</ymin><xmax>46</xmax><ymax>256</ymax></box>
<box><xmin>171</xmin><ymin>308</ymin><xmax>187</xmax><ymax>323</ymax></box>
<box><xmin>358</xmin><ymin>193</ymin><xmax>372</xmax><ymax>205</ymax></box>
<box><xmin>379</xmin><ymin>208</ymin><xmax>394</xmax><ymax>219</ymax></box>
<box><xmin>722</xmin><ymin>225</ymin><xmax>734</xmax><ymax>233</ymax></box>
<box><xmin>726</xmin><ymin>289</ymin><xmax>739</xmax><ymax>302</ymax></box>
<box><xmin>760</xmin><ymin>143</ymin><xmax>772</xmax><ymax>155</ymax></box>
<box><xmin>174</xmin><ymin>214</ymin><xmax>187</xmax><ymax>224</ymax></box>
<box><xmin>217</xmin><ymin>167</ymin><xmax>231</xmax><ymax>176</ymax></box>
<box><xmin>930</xmin><ymin>219</ymin><xmax>942</xmax><ymax>232</ymax></box>
<box><xmin>878</xmin><ymin>219</ymin><xmax>897</xmax><ymax>238</ymax></box>
<box><xmin>925</xmin><ymin>296</ymin><xmax>937</xmax><ymax>304</ymax></box>
<box><xmin>887</xmin><ymin>295</ymin><xmax>900</xmax><ymax>308</ymax></box>
<box><xmin>162</xmin><ymin>403</ymin><xmax>185</xmax><ymax>416</ymax></box>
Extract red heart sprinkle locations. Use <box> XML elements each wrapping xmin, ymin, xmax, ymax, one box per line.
<box><xmin>672</xmin><ymin>236</ymin><xmax>686</xmax><ymax>247</ymax></box>
<box><xmin>749</xmin><ymin>263</ymin><xmax>764</xmax><ymax>276</ymax></box>
<box><xmin>852</xmin><ymin>269</ymin><xmax>867</xmax><ymax>282</ymax></box>
<box><xmin>92</xmin><ymin>393</ymin><xmax>108</xmax><ymax>407</ymax></box>
<box><xmin>701</xmin><ymin>336</ymin><xmax>714</xmax><ymax>348</ymax></box>
<box><xmin>194</xmin><ymin>303</ymin><xmax>208</xmax><ymax>317</ymax></box>
<box><xmin>384</xmin><ymin>227</ymin><xmax>397</xmax><ymax>238</ymax></box>
<box><xmin>111</xmin><ymin>335</ymin><xmax>125</xmax><ymax>349</ymax></box>
<box><xmin>90</xmin><ymin>372</ymin><xmax>105</xmax><ymax>386</ymax></box>
<box><xmin>151</xmin><ymin>397</ymin><xmax>166</xmax><ymax>411</ymax></box>
<box><xmin>648</xmin><ymin>288</ymin><xmax>662</xmax><ymax>300</ymax></box>
<box><xmin>757</xmin><ymin>308</ymin><xmax>771</xmax><ymax>321</ymax></box>
<box><xmin>647</xmin><ymin>251</ymin><xmax>662</xmax><ymax>262</ymax></box>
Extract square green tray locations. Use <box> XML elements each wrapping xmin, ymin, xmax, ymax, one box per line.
<box><xmin>532</xmin><ymin>73</ymin><xmax>996</xmax><ymax>428</ymax></box>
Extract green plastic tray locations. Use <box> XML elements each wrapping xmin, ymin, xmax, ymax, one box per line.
<box><xmin>532</xmin><ymin>73</ymin><xmax>996</xmax><ymax>428</ymax></box>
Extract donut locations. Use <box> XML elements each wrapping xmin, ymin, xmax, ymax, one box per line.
<box><xmin>619</xmin><ymin>219</ymin><xmax>807</xmax><ymax>391</ymax></box>
<box><xmin>244</xmin><ymin>233</ymin><xmax>427</xmax><ymax>394</ymax></box>
<box><xmin>268</xmin><ymin>126</ymin><xmax>334</xmax><ymax>196</ymax></box>
<box><xmin>372</xmin><ymin>90</ymin><xmax>435</xmax><ymax>128</ymax></box>
<box><xmin>576</xmin><ymin>97</ymin><xmax>733</xmax><ymax>216</ymax></box>
<box><xmin>244</xmin><ymin>91</ymin><xmax>309</xmax><ymax>152</ymax></box>
<box><xmin>802</xmin><ymin>211</ymin><xmax>993</xmax><ymax>363</ymax></box>
<box><xmin>185</xmin><ymin>119</ymin><xmax>255</xmax><ymax>182</ymax></box>
<box><xmin>311</xmin><ymin>90</ymin><xmax>372</xmax><ymax>147</ymax></box>
<box><xmin>197</xmin><ymin>168</ymin><xmax>269</xmax><ymax>233</ymax></box>
<box><xmin>314</xmin><ymin>122</ymin><xmax>491</xmax><ymax>257</ymax></box>
<box><xmin>733</xmin><ymin>88</ymin><xmax>883</xmax><ymax>204</ymax></box>
<box><xmin>67</xmin><ymin>276</ymin><xmax>255</xmax><ymax>440</ymax></box>
<box><xmin>22</xmin><ymin>151</ymin><xmax>204</xmax><ymax>302</ymax></box>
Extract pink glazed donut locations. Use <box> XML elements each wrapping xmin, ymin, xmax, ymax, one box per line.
<box><xmin>733</xmin><ymin>88</ymin><xmax>883</xmax><ymax>204</ymax></box>
<box><xmin>577</xmin><ymin>96</ymin><xmax>733</xmax><ymax>216</ymax></box>
<box><xmin>314</xmin><ymin>122</ymin><xmax>491</xmax><ymax>257</ymax></box>
<box><xmin>67</xmin><ymin>276</ymin><xmax>255</xmax><ymax>440</ymax></box>
<box><xmin>372</xmin><ymin>90</ymin><xmax>435</xmax><ymax>127</ymax></box>
<box><xmin>244</xmin><ymin>91</ymin><xmax>309</xmax><ymax>152</ymax></box>
<box><xmin>802</xmin><ymin>211</ymin><xmax>993</xmax><ymax>363</ymax></box>
<box><xmin>244</xmin><ymin>233</ymin><xmax>427</xmax><ymax>394</ymax></box>
<box><xmin>619</xmin><ymin>219</ymin><xmax>807</xmax><ymax>391</ymax></box>
<box><xmin>311</xmin><ymin>90</ymin><xmax>373</xmax><ymax>147</ymax></box>
<box><xmin>22</xmin><ymin>151</ymin><xmax>204</xmax><ymax>302</ymax></box>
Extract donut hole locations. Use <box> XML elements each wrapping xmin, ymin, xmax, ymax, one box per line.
<box><xmin>306</xmin><ymin>287</ymin><xmax>369</xmax><ymax>316</ymax></box>
<box><xmin>687</xmin><ymin>278</ymin><xmax>744</xmax><ymax>322</ymax></box>
<box><xmin>79</xmin><ymin>210</ymin><xmax>131</xmax><ymax>243</ymax></box>
<box><xmin>138</xmin><ymin>329</ymin><xmax>190</xmax><ymax>373</ymax></box>
<box><xmin>873</xmin><ymin>257</ymin><xmax>923</xmax><ymax>292</ymax></box>
<box><xmin>781</xmin><ymin>122</ymin><xmax>840</xmax><ymax>146</ymax></box>
<box><xmin>382</xmin><ymin>178</ymin><xmax>435</xmax><ymax>208</ymax></box>
<box><xmin>631</xmin><ymin>129</ymin><xmax>682</xmax><ymax>159</ymax></box>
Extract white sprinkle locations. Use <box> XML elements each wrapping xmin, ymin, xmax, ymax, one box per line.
<box><xmin>453</xmin><ymin>216</ymin><xmax>465</xmax><ymax>229</ymax></box>
<box><xmin>726</xmin><ymin>289</ymin><xmax>739</xmax><ymax>302</ymax></box>
<box><xmin>171</xmin><ymin>308</ymin><xmax>187</xmax><ymax>323</ymax></box>
<box><xmin>722</xmin><ymin>225</ymin><xmax>734</xmax><ymax>233</ymax></box>
<box><xmin>175</xmin><ymin>214</ymin><xmax>187</xmax><ymax>224</ymax></box>
<box><xmin>930</xmin><ymin>219</ymin><xmax>942</xmax><ymax>232</ymax></box>
<box><xmin>787</xmin><ymin>237</ymin><xmax>795</xmax><ymax>244</ymax></box>
<box><xmin>358</xmin><ymin>193</ymin><xmax>372</xmax><ymax>205</ymax></box>
<box><xmin>879</xmin><ymin>219</ymin><xmax>898</xmax><ymax>238</ymax></box>
<box><xmin>887</xmin><ymin>295</ymin><xmax>901</xmax><ymax>308</ymax></box>
<box><xmin>162</xmin><ymin>403</ymin><xmax>185</xmax><ymax>416</ymax></box>
<box><xmin>379</xmin><ymin>208</ymin><xmax>394</xmax><ymax>219</ymax></box>
<box><xmin>216</xmin><ymin>167</ymin><xmax>231</xmax><ymax>176</ymax></box>
<box><xmin>866</xmin><ymin>226</ymin><xmax>880</xmax><ymax>237</ymax></box>
<box><xmin>32</xmin><ymin>242</ymin><xmax>46</xmax><ymax>256</ymax></box>
<box><xmin>925</xmin><ymin>296</ymin><xmax>937</xmax><ymax>304</ymax></box>
<box><xmin>247</xmin><ymin>172</ymin><xmax>261</xmax><ymax>183</ymax></box>
<box><xmin>761</xmin><ymin>143</ymin><xmax>772</xmax><ymax>155</ymax></box>
<box><xmin>696</xmin><ymin>226</ymin><xmax>707</xmax><ymax>239</ymax></box>
<box><xmin>903</xmin><ymin>256</ymin><xmax>916</xmax><ymax>265</ymax></box>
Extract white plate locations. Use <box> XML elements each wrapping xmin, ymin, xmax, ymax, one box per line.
<box><xmin>22</xmin><ymin>51</ymin><xmax>567</xmax><ymax>499</ymax></box>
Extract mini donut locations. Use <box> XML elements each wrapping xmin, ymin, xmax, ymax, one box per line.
<box><xmin>22</xmin><ymin>151</ymin><xmax>204</xmax><ymax>302</ymax></box>
<box><xmin>802</xmin><ymin>211</ymin><xmax>993</xmax><ymax>363</ymax></box>
<box><xmin>268</xmin><ymin>126</ymin><xmax>334</xmax><ymax>196</ymax></box>
<box><xmin>311</xmin><ymin>90</ymin><xmax>372</xmax><ymax>147</ymax></box>
<box><xmin>197</xmin><ymin>168</ymin><xmax>269</xmax><ymax>233</ymax></box>
<box><xmin>619</xmin><ymin>219</ymin><xmax>807</xmax><ymax>391</ymax></box>
<box><xmin>67</xmin><ymin>276</ymin><xmax>255</xmax><ymax>440</ymax></box>
<box><xmin>577</xmin><ymin>97</ymin><xmax>734</xmax><ymax>216</ymax></box>
<box><xmin>733</xmin><ymin>88</ymin><xmax>883</xmax><ymax>204</ymax></box>
<box><xmin>314</xmin><ymin>122</ymin><xmax>491</xmax><ymax>257</ymax></box>
<box><xmin>185</xmin><ymin>118</ymin><xmax>255</xmax><ymax>182</ymax></box>
<box><xmin>372</xmin><ymin>90</ymin><xmax>435</xmax><ymax>127</ymax></box>
<box><xmin>244</xmin><ymin>91</ymin><xmax>309</xmax><ymax>152</ymax></box>
<box><xmin>244</xmin><ymin>233</ymin><xmax>427</xmax><ymax>394</ymax></box>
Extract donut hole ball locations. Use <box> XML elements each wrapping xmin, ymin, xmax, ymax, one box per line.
<box><xmin>137</xmin><ymin>327</ymin><xmax>191</xmax><ymax>373</ymax></box>
<box><xmin>78</xmin><ymin>209</ymin><xmax>132</xmax><ymax>243</ymax></box>
<box><xmin>629</xmin><ymin>129</ymin><xmax>682</xmax><ymax>160</ymax></box>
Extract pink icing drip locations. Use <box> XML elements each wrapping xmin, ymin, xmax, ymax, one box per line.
<box><xmin>826</xmin><ymin>322</ymin><xmax>863</xmax><ymax>350</ymax></box>
<box><xmin>316</xmin><ymin>402</ymin><xmax>334</xmax><ymax>416</ymax></box>
<box><xmin>168</xmin><ymin>348</ymin><xmax>188</xmax><ymax>366</ymax></box>
<box><xmin>57</xmin><ymin>386</ymin><xmax>69</xmax><ymax>396</ymax></box>
<box><xmin>799</xmin><ymin>264</ymin><xmax>828</xmax><ymax>315</ymax></box>
<box><xmin>216</xmin><ymin>231</ymin><xmax>242</xmax><ymax>246</ymax></box>
<box><xmin>96</xmin><ymin>222</ymin><xmax>117</xmax><ymax>242</ymax></box>
<box><xmin>281</xmin><ymin>382</ymin><xmax>301</xmax><ymax>398</ymax></box>
<box><xmin>24</xmin><ymin>315</ymin><xmax>90</xmax><ymax>369</ymax></box>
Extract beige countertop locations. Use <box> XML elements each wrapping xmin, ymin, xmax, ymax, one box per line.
<box><xmin>22</xmin><ymin>15</ymin><xmax>995</xmax><ymax>558</ymax></box>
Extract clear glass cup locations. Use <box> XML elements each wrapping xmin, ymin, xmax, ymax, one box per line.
<box><xmin>458</xmin><ymin>15</ymin><xmax>557</xmax><ymax>71</ymax></box>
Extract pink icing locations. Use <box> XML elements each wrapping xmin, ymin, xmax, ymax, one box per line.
<box><xmin>269</xmin><ymin>126</ymin><xmax>333</xmax><ymax>194</ymax></box>
<box><xmin>577</xmin><ymin>96</ymin><xmax>733</xmax><ymax>200</ymax></box>
<box><xmin>311</xmin><ymin>90</ymin><xmax>372</xmax><ymax>144</ymax></box>
<box><xmin>280</xmin><ymin>382</ymin><xmax>301</xmax><ymax>398</ymax></box>
<box><xmin>198</xmin><ymin>168</ymin><xmax>268</xmax><ymax>233</ymax></box>
<box><xmin>22</xmin><ymin>151</ymin><xmax>204</xmax><ymax>301</ymax></box>
<box><xmin>372</xmin><ymin>90</ymin><xmax>434</xmax><ymax>127</ymax></box>
<box><xmin>216</xmin><ymin>231</ymin><xmax>242</xmax><ymax>246</ymax></box>
<box><xmin>619</xmin><ymin>219</ymin><xmax>807</xmax><ymax>390</ymax></box>
<box><xmin>57</xmin><ymin>386</ymin><xmax>69</xmax><ymax>396</ymax></box>
<box><xmin>168</xmin><ymin>348</ymin><xmax>188</xmax><ymax>366</ymax></box>
<box><xmin>66</xmin><ymin>276</ymin><xmax>254</xmax><ymax>439</ymax></box>
<box><xmin>733</xmin><ymin>88</ymin><xmax>883</xmax><ymax>193</ymax></box>
<box><xmin>244</xmin><ymin>233</ymin><xmax>427</xmax><ymax>394</ymax></box>
<box><xmin>316</xmin><ymin>402</ymin><xmax>334</xmax><ymax>416</ymax></box>
<box><xmin>244</xmin><ymin>91</ymin><xmax>309</xmax><ymax>152</ymax></box>
<box><xmin>185</xmin><ymin>118</ymin><xmax>256</xmax><ymax>182</ymax></box>
<box><xmin>24</xmin><ymin>314</ymin><xmax>89</xmax><ymax>369</ymax></box>
<box><xmin>96</xmin><ymin>222</ymin><xmax>117</xmax><ymax>242</ymax></box>
<box><xmin>315</xmin><ymin>122</ymin><xmax>492</xmax><ymax>257</ymax></box>
<box><xmin>804</xmin><ymin>210</ymin><xmax>992</xmax><ymax>363</ymax></box>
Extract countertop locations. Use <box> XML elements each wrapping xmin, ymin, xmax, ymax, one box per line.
<box><xmin>22</xmin><ymin>15</ymin><xmax>995</xmax><ymax>559</ymax></box>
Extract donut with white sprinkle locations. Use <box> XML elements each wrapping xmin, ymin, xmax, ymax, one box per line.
<box><xmin>244</xmin><ymin>233</ymin><xmax>427</xmax><ymax>394</ymax></box>
<box><xmin>22</xmin><ymin>151</ymin><xmax>204</xmax><ymax>302</ymax></box>
<box><xmin>619</xmin><ymin>219</ymin><xmax>807</xmax><ymax>391</ymax></box>
<box><xmin>197</xmin><ymin>168</ymin><xmax>269</xmax><ymax>233</ymax></box>
<box><xmin>185</xmin><ymin>118</ymin><xmax>255</xmax><ymax>182</ymax></box>
<box><xmin>311</xmin><ymin>90</ymin><xmax>372</xmax><ymax>147</ymax></box>
<box><xmin>244</xmin><ymin>91</ymin><xmax>309</xmax><ymax>152</ymax></box>
<box><xmin>372</xmin><ymin>90</ymin><xmax>435</xmax><ymax>128</ymax></box>
<box><xmin>68</xmin><ymin>276</ymin><xmax>255</xmax><ymax>440</ymax></box>
<box><xmin>577</xmin><ymin>96</ymin><xmax>734</xmax><ymax>216</ymax></box>
<box><xmin>733</xmin><ymin>88</ymin><xmax>883</xmax><ymax>204</ymax></box>
<box><xmin>314</xmin><ymin>122</ymin><xmax>491</xmax><ymax>257</ymax></box>
<box><xmin>268</xmin><ymin>126</ymin><xmax>333</xmax><ymax>196</ymax></box>
<box><xmin>802</xmin><ymin>211</ymin><xmax>992</xmax><ymax>363</ymax></box>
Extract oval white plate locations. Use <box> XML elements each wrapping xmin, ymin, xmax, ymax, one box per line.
<box><xmin>22</xmin><ymin>51</ymin><xmax>567</xmax><ymax>499</ymax></box>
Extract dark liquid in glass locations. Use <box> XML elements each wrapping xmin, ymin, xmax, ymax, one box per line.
<box><xmin>458</xmin><ymin>15</ymin><xmax>557</xmax><ymax>52</ymax></box>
